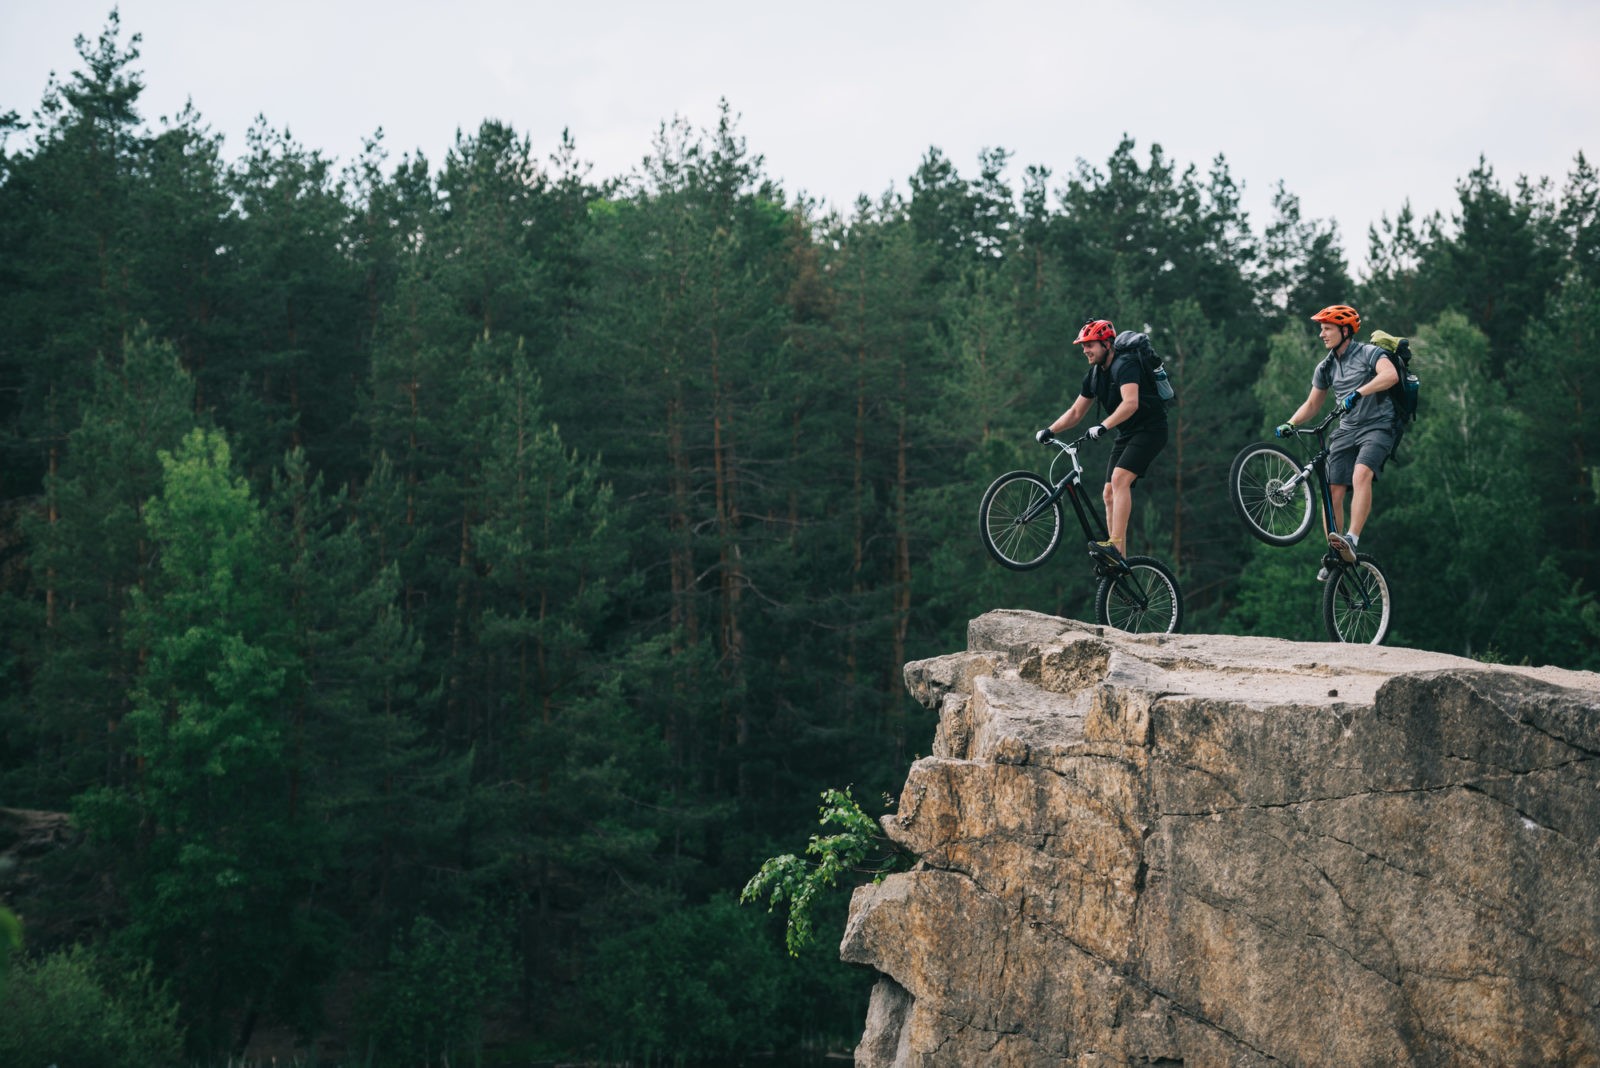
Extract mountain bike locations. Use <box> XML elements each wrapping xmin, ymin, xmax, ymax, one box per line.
<box><xmin>1227</xmin><ymin>410</ymin><xmax>1392</xmax><ymax>644</ymax></box>
<box><xmin>979</xmin><ymin>433</ymin><xmax>1184</xmax><ymax>634</ymax></box>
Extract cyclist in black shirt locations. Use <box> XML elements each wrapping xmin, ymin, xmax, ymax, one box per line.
<box><xmin>1034</xmin><ymin>318</ymin><xmax>1169</xmax><ymax>561</ymax></box>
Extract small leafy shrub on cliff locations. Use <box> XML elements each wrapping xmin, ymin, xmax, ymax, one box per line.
<box><xmin>0</xmin><ymin>945</ymin><xmax>183</xmax><ymax>1068</ymax></box>
<box><xmin>741</xmin><ymin>786</ymin><xmax>909</xmax><ymax>956</ymax></box>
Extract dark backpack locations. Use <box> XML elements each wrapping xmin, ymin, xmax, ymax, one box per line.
<box><xmin>1112</xmin><ymin>330</ymin><xmax>1175</xmax><ymax>404</ymax></box>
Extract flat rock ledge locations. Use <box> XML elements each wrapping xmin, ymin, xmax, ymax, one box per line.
<box><xmin>842</xmin><ymin>610</ymin><xmax>1600</xmax><ymax>1067</ymax></box>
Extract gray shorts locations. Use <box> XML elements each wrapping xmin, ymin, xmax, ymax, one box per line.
<box><xmin>1326</xmin><ymin>425</ymin><xmax>1394</xmax><ymax>485</ymax></box>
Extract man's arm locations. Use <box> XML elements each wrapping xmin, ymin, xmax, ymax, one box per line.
<box><xmin>1366</xmin><ymin>356</ymin><xmax>1400</xmax><ymax>393</ymax></box>
<box><xmin>1287</xmin><ymin>387</ymin><xmax>1327</xmax><ymax>427</ymax></box>
<box><xmin>1047</xmin><ymin>394</ymin><xmax>1095</xmax><ymax>433</ymax></box>
<box><xmin>1100</xmin><ymin>382</ymin><xmax>1140</xmax><ymax>430</ymax></box>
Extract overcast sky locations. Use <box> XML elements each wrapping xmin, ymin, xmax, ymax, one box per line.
<box><xmin>4</xmin><ymin>0</ymin><xmax>1596</xmax><ymax>276</ymax></box>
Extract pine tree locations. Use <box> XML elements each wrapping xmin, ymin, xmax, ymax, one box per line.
<box><xmin>223</xmin><ymin>122</ymin><xmax>365</xmax><ymax>480</ymax></box>
<box><xmin>0</xmin><ymin>12</ymin><xmax>151</xmax><ymax>493</ymax></box>
<box><xmin>1415</xmin><ymin>160</ymin><xmax>1565</xmax><ymax>376</ymax></box>
<box><xmin>1556</xmin><ymin>152</ymin><xmax>1600</xmax><ymax>283</ymax></box>
<box><xmin>265</xmin><ymin>445</ymin><xmax>467</xmax><ymax>965</ymax></box>
<box><xmin>7</xmin><ymin>330</ymin><xmax>196</xmax><ymax>804</ymax></box>
<box><xmin>1378</xmin><ymin>313</ymin><xmax>1555</xmax><ymax>656</ymax></box>
<box><xmin>1520</xmin><ymin>276</ymin><xmax>1600</xmax><ymax>597</ymax></box>
<box><xmin>1261</xmin><ymin>182</ymin><xmax>1353</xmax><ymax>326</ymax></box>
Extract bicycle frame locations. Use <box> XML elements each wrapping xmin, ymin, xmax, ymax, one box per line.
<box><xmin>1277</xmin><ymin>411</ymin><xmax>1343</xmax><ymax>539</ymax></box>
<box><xmin>1023</xmin><ymin>436</ymin><xmax>1112</xmax><ymax>543</ymax></box>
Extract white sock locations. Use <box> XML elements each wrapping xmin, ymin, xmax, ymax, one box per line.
<box><xmin>1346</xmin><ymin>532</ymin><xmax>1359</xmax><ymax>546</ymax></box>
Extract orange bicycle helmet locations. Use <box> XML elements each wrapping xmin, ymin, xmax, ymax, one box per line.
<box><xmin>1074</xmin><ymin>319</ymin><xmax>1116</xmax><ymax>345</ymax></box>
<box><xmin>1310</xmin><ymin>304</ymin><xmax>1361</xmax><ymax>334</ymax></box>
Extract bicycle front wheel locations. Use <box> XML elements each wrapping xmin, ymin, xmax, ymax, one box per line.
<box><xmin>1323</xmin><ymin>552</ymin><xmax>1391</xmax><ymax>644</ymax></box>
<box><xmin>1096</xmin><ymin>555</ymin><xmax>1184</xmax><ymax>634</ymax></box>
<box><xmin>1230</xmin><ymin>442</ymin><xmax>1315</xmax><ymax>546</ymax></box>
<box><xmin>979</xmin><ymin>471</ymin><xmax>1064</xmax><ymax>570</ymax></box>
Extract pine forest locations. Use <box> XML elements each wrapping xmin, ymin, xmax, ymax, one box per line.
<box><xmin>1</xmin><ymin>15</ymin><xmax>1598</xmax><ymax>1066</ymax></box>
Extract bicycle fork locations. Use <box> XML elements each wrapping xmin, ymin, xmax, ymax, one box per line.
<box><xmin>1019</xmin><ymin>480</ymin><xmax>1069</xmax><ymax>525</ymax></box>
<box><xmin>1332</xmin><ymin>559</ymin><xmax>1379</xmax><ymax>608</ymax></box>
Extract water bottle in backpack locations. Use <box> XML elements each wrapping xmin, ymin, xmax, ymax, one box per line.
<box><xmin>1112</xmin><ymin>330</ymin><xmax>1176</xmax><ymax>403</ymax></box>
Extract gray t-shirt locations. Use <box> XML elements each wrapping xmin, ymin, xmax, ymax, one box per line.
<box><xmin>1313</xmin><ymin>340</ymin><xmax>1398</xmax><ymax>432</ymax></box>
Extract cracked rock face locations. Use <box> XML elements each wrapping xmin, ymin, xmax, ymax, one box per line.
<box><xmin>842</xmin><ymin>610</ymin><xmax>1600</xmax><ymax>1067</ymax></box>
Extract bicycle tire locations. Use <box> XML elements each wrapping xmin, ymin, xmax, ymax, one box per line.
<box><xmin>979</xmin><ymin>471</ymin><xmax>1064</xmax><ymax>570</ymax></box>
<box><xmin>1322</xmin><ymin>552</ymin><xmax>1391</xmax><ymax>645</ymax></box>
<box><xmin>1229</xmin><ymin>442</ymin><xmax>1316</xmax><ymax>546</ymax></box>
<box><xmin>1095</xmin><ymin>555</ymin><xmax>1184</xmax><ymax>634</ymax></box>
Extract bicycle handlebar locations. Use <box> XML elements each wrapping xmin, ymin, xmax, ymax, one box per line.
<box><xmin>1042</xmin><ymin>432</ymin><xmax>1097</xmax><ymax>451</ymax></box>
<box><xmin>1287</xmin><ymin>410</ymin><xmax>1342</xmax><ymax>437</ymax></box>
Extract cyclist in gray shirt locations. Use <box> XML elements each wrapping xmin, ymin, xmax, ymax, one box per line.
<box><xmin>1273</xmin><ymin>304</ymin><xmax>1399</xmax><ymax>578</ymax></box>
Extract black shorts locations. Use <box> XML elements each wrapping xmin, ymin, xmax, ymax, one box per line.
<box><xmin>1326</xmin><ymin>425</ymin><xmax>1394</xmax><ymax>485</ymax></box>
<box><xmin>1105</xmin><ymin>424</ymin><xmax>1168</xmax><ymax>482</ymax></box>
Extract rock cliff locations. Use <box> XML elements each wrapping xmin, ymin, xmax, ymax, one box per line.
<box><xmin>842</xmin><ymin>610</ymin><xmax>1600</xmax><ymax>1067</ymax></box>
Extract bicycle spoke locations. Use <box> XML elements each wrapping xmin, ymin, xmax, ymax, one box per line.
<box><xmin>1230</xmin><ymin>444</ymin><xmax>1315</xmax><ymax>546</ymax></box>
<box><xmin>1098</xmin><ymin>558</ymin><xmax>1181</xmax><ymax>634</ymax></box>
<box><xmin>980</xmin><ymin>473</ymin><xmax>1063</xmax><ymax>570</ymax></box>
<box><xmin>1324</xmin><ymin>558</ymin><xmax>1390</xmax><ymax>644</ymax></box>
<box><xmin>1241</xmin><ymin>462</ymin><xmax>1294</xmax><ymax>531</ymax></box>
<box><xmin>992</xmin><ymin>485</ymin><xmax>1045</xmax><ymax>556</ymax></box>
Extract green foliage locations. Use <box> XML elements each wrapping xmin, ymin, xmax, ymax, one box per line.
<box><xmin>1218</xmin><ymin>541</ymin><xmax>1327</xmax><ymax>642</ymax></box>
<box><xmin>1377</xmin><ymin>313</ymin><xmax>1536</xmax><ymax>655</ymax></box>
<box><xmin>1519</xmin><ymin>273</ymin><xmax>1600</xmax><ymax>597</ymax></box>
<box><xmin>577</xmin><ymin>894</ymin><xmax>868</xmax><ymax>1062</ymax></box>
<box><xmin>1254</xmin><ymin>326</ymin><xmax>1322</xmax><ymax>426</ymax></box>
<box><xmin>75</xmin><ymin>426</ymin><xmax>332</xmax><ymax>1055</ymax></box>
<box><xmin>0</xmin><ymin>907</ymin><xmax>20</xmax><ymax>986</ymax></box>
<box><xmin>0</xmin><ymin>946</ymin><xmax>183</xmax><ymax>1068</ymax></box>
<box><xmin>742</xmin><ymin>788</ymin><xmax>906</xmax><ymax>956</ymax></box>
<box><xmin>4</xmin><ymin>327</ymin><xmax>197</xmax><ymax>805</ymax></box>
<box><xmin>363</xmin><ymin>913</ymin><xmax>514</xmax><ymax>1066</ymax></box>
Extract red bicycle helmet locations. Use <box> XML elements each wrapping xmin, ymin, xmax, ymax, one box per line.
<box><xmin>1074</xmin><ymin>319</ymin><xmax>1116</xmax><ymax>345</ymax></box>
<box><xmin>1310</xmin><ymin>304</ymin><xmax>1361</xmax><ymax>334</ymax></box>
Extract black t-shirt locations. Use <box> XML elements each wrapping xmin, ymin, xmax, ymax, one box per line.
<box><xmin>1079</xmin><ymin>354</ymin><xmax>1165</xmax><ymax>434</ymax></box>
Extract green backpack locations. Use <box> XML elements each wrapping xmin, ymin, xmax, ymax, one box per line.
<box><xmin>1370</xmin><ymin>330</ymin><xmax>1419</xmax><ymax>425</ymax></box>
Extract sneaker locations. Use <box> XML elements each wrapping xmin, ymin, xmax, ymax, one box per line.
<box><xmin>1327</xmin><ymin>531</ymin><xmax>1357</xmax><ymax>564</ymax></box>
<box><xmin>1317</xmin><ymin>550</ymin><xmax>1339</xmax><ymax>582</ymax></box>
<box><xmin>1087</xmin><ymin>539</ymin><xmax>1124</xmax><ymax>561</ymax></box>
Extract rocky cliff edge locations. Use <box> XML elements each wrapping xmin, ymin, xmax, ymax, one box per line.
<box><xmin>842</xmin><ymin>610</ymin><xmax>1600</xmax><ymax>1067</ymax></box>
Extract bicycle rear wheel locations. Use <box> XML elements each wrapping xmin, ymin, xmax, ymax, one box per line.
<box><xmin>1095</xmin><ymin>555</ymin><xmax>1183</xmax><ymax>634</ymax></box>
<box><xmin>979</xmin><ymin>471</ymin><xmax>1064</xmax><ymax>570</ymax></box>
<box><xmin>1229</xmin><ymin>442</ymin><xmax>1315</xmax><ymax>546</ymax></box>
<box><xmin>1322</xmin><ymin>552</ymin><xmax>1391</xmax><ymax>644</ymax></box>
